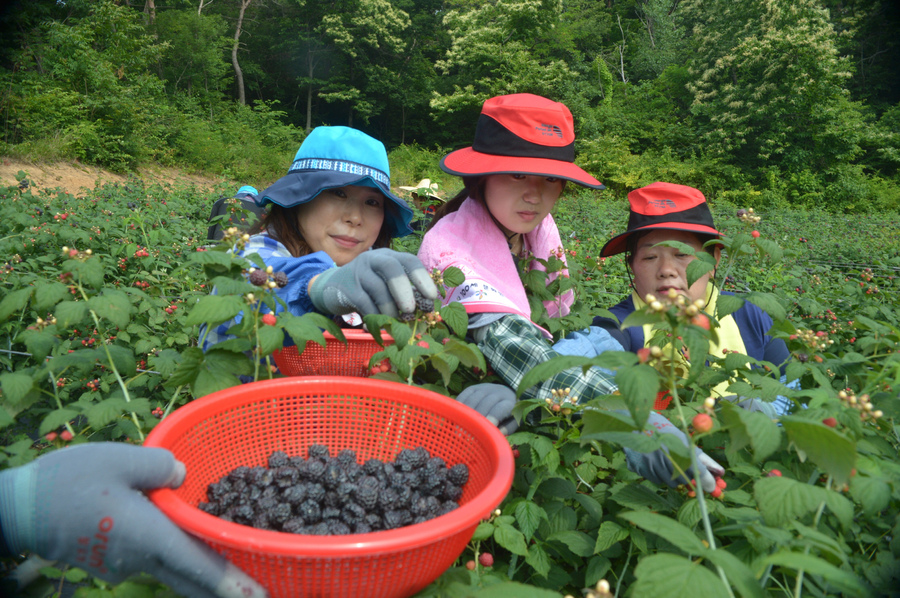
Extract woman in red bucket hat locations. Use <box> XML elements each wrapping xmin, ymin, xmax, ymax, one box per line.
<box><xmin>418</xmin><ymin>96</ymin><xmax>725</xmax><ymax>494</ymax></box>
<box><xmin>576</xmin><ymin>181</ymin><xmax>796</xmax><ymax>417</ymax></box>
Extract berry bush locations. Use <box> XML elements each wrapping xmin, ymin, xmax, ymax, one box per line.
<box><xmin>1</xmin><ymin>174</ymin><xmax>899</xmax><ymax>597</ymax></box>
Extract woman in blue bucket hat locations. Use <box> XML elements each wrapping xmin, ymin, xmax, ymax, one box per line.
<box><xmin>202</xmin><ymin>126</ymin><xmax>437</xmax><ymax>350</ymax></box>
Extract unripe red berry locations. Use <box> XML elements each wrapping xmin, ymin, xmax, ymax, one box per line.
<box><xmin>692</xmin><ymin>413</ymin><xmax>713</xmax><ymax>433</ymax></box>
<box><xmin>716</xmin><ymin>478</ymin><xmax>727</xmax><ymax>490</ymax></box>
<box><xmin>60</xmin><ymin>430</ymin><xmax>73</xmax><ymax>442</ymax></box>
<box><xmin>751</xmin><ymin>230</ymin><xmax>760</xmax><ymax>238</ymax></box>
<box><xmin>691</xmin><ymin>313</ymin><xmax>711</xmax><ymax>331</ymax></box>
<box><xmin>767</xmin><ymin>469</ymin><xmax>782</xmax><ymax>477</ymax></box>
<box><xmin>261</xmin><ymin>313</ymin><xmax>277</xmax><ymax>326</ymax></box>
<box><xmin>465</xmin><ymin>560</ymin><xmax>476</xmax><ymax>571</ymax></box>
<box><xmin>822</xmin><ymin>417</ymin><xmax>837</xmax><ymax>428</ymax></box>
<box><xmin>45</xmin><ymin>432</ymin><xmax>58</xmax><ymax>442</ymax></box>
<box><xmin>479</xmin><ymin>552</ymin><xmax>494</xmax><ymax>567</ymax></box>
<box><xmin>636</xmin><ymin>347</ymin><xmax>651</xmax><ymax>363</ymax></box>
<box><xmin>710</xmin><ymin>487</ymin><xmax>723</xmax><ymax>498</ymax></box>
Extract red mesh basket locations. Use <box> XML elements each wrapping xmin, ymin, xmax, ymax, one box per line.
<box><xmin>145</xmin><ymin>377</ymin><xmax>514</xmax><ymax>598</ymax></box>
<box><xmin>272</xmin><ymin>330</ymin><xmax>393</xmax><ymax>377</ymax></box>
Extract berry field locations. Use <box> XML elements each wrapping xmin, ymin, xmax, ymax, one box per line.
<box><xmin>0</xmin><ymin>171</ymin><xmax>899</xmax><ymax>598</ymax></box>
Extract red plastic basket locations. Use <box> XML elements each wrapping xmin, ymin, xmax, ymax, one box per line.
<box><xmin>272</xmin><ymin>330</ymin><xmax>394</xmax><ymax>377</ymax></box>
<box><xmin>145</xmin><ymin>377</ymin><xmax>514</xmax><ymax>598</ymax></box>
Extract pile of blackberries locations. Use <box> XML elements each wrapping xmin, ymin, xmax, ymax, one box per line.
<box><xmin>399</xmin><ymin>289</ymin><xmax>436</xmax><ymax>322</ymax></box>
<box><xmin>199</xmin><ymin>445</ymin><xmax>469</xmax><ymax>536</ymax></box>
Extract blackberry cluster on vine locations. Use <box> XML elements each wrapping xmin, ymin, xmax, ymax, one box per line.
<box><xmin>398</xmin><ymin>288</ymin><xmax>436</xmax><ymax>322</ymax></box>
<box><xmin>198</xmin><ymin>445</ymin><xmax>469</xmax><ymax>535</ymax></box>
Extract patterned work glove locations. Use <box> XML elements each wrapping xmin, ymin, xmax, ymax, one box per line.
<box><xmin>622</xmin><ymin>411</ymin><xmax>725</xmax><ymax>493</ymax></box>
<box><xmin>457</xmin><ymin>383</ymin><xmax>519</xmax><ymax>435</ymax></box>
<box><xmin>0</xmin><ymin>443</ymin><xmax>268</xmax><ymax>598</ymax></box>
<box><xmin>309</xmin><ymin>248</ymin><xmax>438</xmax><ymax>318</ymax></box>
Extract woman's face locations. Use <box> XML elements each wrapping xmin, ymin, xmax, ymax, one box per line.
<box><xmin>295</xmin><ymin>185</ymin><xmax>385</xmax><ymax>266</ymax></box>
<box><xmin>631</xmin><ymin>229</ymin><xmax>720</xmax><ymax>304</ymax></box>
<box><xmin>483</xmin><ymin>174</ymin><xmax>564</xmax><ymax>236</ymax></box>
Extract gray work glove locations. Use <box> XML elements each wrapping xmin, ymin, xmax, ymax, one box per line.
<box><xmin>622</xmin><ymin>411</ymin><xmax>725</xmax><ymax>493</ymax></box>
<box><xmin>309</xmin><ymin>248</ymin><xmax>438</xmax><ymax>318</ymax></box>
<box><xmin>457</xmin><ymin>383</ymin><xmax>518</xmax><ymax>435</ymax></box>
<box><xmin>0</xmin><ymin>443</ymin><xmax>268</xmax><ymax>598</ymax></box>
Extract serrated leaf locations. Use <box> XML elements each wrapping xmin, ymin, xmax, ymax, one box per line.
<box><xmin>849</xmin><ymin>475</ymin><xmax>892</xmax><ymax>514</ymax></box>
<box><xmin>610</xmin><ymin>483</ymin><xmax>672</xmax><ymax>511</ymax></box>
<box><xmin>281</xmin><ymin>313</ymin><xmax>330</xmax><ymax>348</ymax></box>
<box><xmin>716</xmin><ymin>293</ymin><xmax>745</xmax><ymax>319</ymax></box>
<box><xmin>514</xmin><ymin>500</ymin><xmax>547</xmax><ymax>541</ymax></box>
<box><xmin>471</xmin><ymin>521</ymin><xmax>494</xmax><ymax>542</ymax></box>
<box><xmin>0</xmin><ymin>287</ymin><xmax>33</xmax><ymax>320</ymax></box>
<box><xmin>472</xmin><ymin>582</ymin><xmax>560</xmax><ymax>598</ymax></box>
<box><xmin>745</xmin><ymin>292</ymin><xmax>786</xmax><ymax>321</ymax></box>
<box><xmin>184</xmin><ymin>295</ymin><xmax>246</xmax><ymax>327</ymax></box>
<box><xmin>494</xmin><ymin>523</ymin><xmax>528</xmax><ymax>556</ymax></box>
<box><xmin>719</xmin><ymin>400</ymin><xmax>782</xmax><ymax>462</ymax></box>
<box><xmin>537</xmin><ymin>476</ymin><xmax>575</xmax><ymax>500</ymax></box>
<box><xmin>632</xmin><ymin>553</ymin><xmax>728</xmax><ymax>597</ymax></box>
<box><xmin>0</xmin><ymin>373</ymin><xmax>33</xmax><ymax>405</ymax></box>
<box><xmin>40</xmin><ymin>408</ymin><xmax>80</xmax><ymax>434</ymax></box>
<box><xmin>19</xmin><ymin>329</ymin><xmax>58</xmax><ymax>361</ymax></box>
<box><xmin>55</xmin><ymin>300</ymin><xmax>88</xmax><ymax>328</ymax></box>
<box><xmin>548</xmin><ymin>530</ymin><xmax>594</xmax><ymax>557</ymax></box>
<box><xmin>615</xmin><ymin>364</ymin><xmax>658</xmax><ymax>429</ymax></box>
<box><xmin>686</xmin><ymin>256</ymin><xmax>716</xmax><ymax>288</ymax></box>
<box><xmin>762</xmin><ymin>551</ymin><xmax>870</xmax><ymax>597</ymax></box>
<box><xmin>701</xmin><ymin>547</ymin><xmax>766</xmax><ymax>598</ymax></box>
<box><xmin>87</xmin><ymin>290</ymin><xmax>132</xmax><ymax>330</ymax></box>
<box><xmin>585</xmin><ymin>555</ymin><xmax>612</xmax><ymax>587</ymax></box>
<box><xmin>85</xmin><ymin>397</ymin><xmax>132</xmax><ymax>429</ymax></box>
<box><xmin>573</xmin><ymin>493</ymin><xmax>604</xmax><ymax>526</ymax></box>
<box><xmin>101</xmin><ymin>345</ymin><xmax>136</xmax><ymax>377</ymax></box>
<box><xmin>256</xmin><ymin>325</ymin><xmax>284</xmax><ymax>355</ymax></box>
<box><xmin>441</xmin><ymin>339</ymin><xmax>484</xmax><ymax>369</ymax></box>
<box><xmin>619</xmin><ymin>511</ymin><xmax>706</xmax><ymax>554</ymax></box>
<box><xmin>781</xmin><ymin>416</ymin><xmax>856</xmax><ymax>486</ymax></box>
<box><xmin>150</xmin><ymin>349</ymin><xmax>181</xmax><ymax>378</ymax></box>
<box><xmin>594</xmin><ymin>520</ymin><xmax>629</xmax><ymax>552</ymax></box>
<box><xmin>753</xmin><ymin>476</ymin><xmax>825</xmax><ymax>527</ymax></box>
<box><xmin>441</xmin><ymin>266</ymin><xmax>465</xmax><ymax>288</ymax></box>
<box><xmin>439</xmin><ymin>301</ymin><xmax>468</xmax><ymax>337</ymax></box>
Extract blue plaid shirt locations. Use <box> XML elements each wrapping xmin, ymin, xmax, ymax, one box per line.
<box><xmin>200</xmin><ymin>233</ymin><xmax>334</xmax><ymax>351</ymax></box>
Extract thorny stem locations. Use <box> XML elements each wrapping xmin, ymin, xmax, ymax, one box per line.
<box><xmin>613</xmin><ymin>539</ymin><xmax>633</xmax><ymax>598</ymax></box>
<box><xmin>793</xmin><ymin>476</ymin><xmax>832</xmax><ymax>598</ymax></box>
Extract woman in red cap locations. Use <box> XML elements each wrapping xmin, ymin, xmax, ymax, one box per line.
<box><xmin>579</xmin><ymin>181</ymin><xmax>794</xmax><ymax>416</ymax></box>
<box><xmin>419</xmin><ymin>95</ymin><xmax>725</xmax><ymax>494</ymax></box>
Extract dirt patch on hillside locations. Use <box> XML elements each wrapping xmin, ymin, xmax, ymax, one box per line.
<box><xmin>0</xmin><ymin>157</ymin><xmax>225</xmax><ymax>195</ymax></box>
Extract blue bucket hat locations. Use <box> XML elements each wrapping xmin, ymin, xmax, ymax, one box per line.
<box><xmin>256</xmin><ymin>126</ymin><xmax>414</xmax><ymax>238</ymax></box>
<box><xmin>236</xmin><ymin>185</ymin><xmax>259</xmax><ymax>198</ymax></box>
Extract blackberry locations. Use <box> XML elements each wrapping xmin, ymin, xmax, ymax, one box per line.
<box><xmin>322</xmin><ymin>506</ymin><xmax>341</xmax><ymax>520</ymax></box>
<box><xmin>379</xmin><ymin>487</ymin><xmax>399</xmax><ymax>510</ymax></box>
<box><xmin>306</xmin><ymin>459</ymin><xmax>326</xmax><ymax>482</ymax></box>
<box><xmin>270</xmin><ymin>503</ymin><xmax>292</xmax><ymax>526</ymax></box>
<box><xmin>274</xmin><ymin>466</ymin><xmax>298</xmax><ymax>488</ymax></box>
<box><xmin>439</xmin><ymin>501</ymin><xmax>459</xmax><ymax>516</ymax></box>
<box><xmin>327</xmin><ymin>521</ymin><xmax>351</xmax><ymax>535</ymax></box>
<box><xmin>393</xmin><ymin>485</ymin><xmax>412</xmax><ymax>509</ymax></box>
<box><xmin>442</xmin><ymin>482</ymin><xmax>463</xmax><ymax>502</ymax></box>
<box><xmin>198</xmin><ymin>501</ymin><xmax>220</xmax><ymax>516</ymax></box>
<box><xmin>355</xmin><ymin>522</ymin><xmax>372</xmax><ymax>534</ymax></box>
<box><xmin>248</xmin><ymin>269</ymin><xmax>268</xmax><ymax>286</ymax></box>
<box><xmin>447</xmin><ymin>463</ymin><xmax>469</xmax><ymax>486</ymax></box>
<box><xmin>234</xmin><ymin>504</ymin><xmax>254</xmax><ymax>523</ymax></box>
<box><xmin>323</xmin><ymin>461</ymin><xmax>345</xmax><ymax>488</ymax></box>
<box><xmin>228</xmin><ymin>466</ymin><xmax>251</xmax><ymax>481</ymax></box>
<box><xmin>355</xmin><ymin>485</ymin><xmax>379</xmax><ymax>511</ymax></box>
<box><xmin>398</xmin><ymin>312</ymin><xmax>416</xmax><ymax>323</ymax></box>
<box><xmin>298</xmin><ymin>499</ymin><xmax>322</xmax><ymax>524</ymax></box>
<box><xmin>257</xmin><ymin>496</ymin><xmax>277</xmax><ymax>512</ymax></box>
<box><xmin>267</xmin><ymin>451</ymin><xmax>290</xmax><ymax>469</ymax></box>
<box><xmin>362</xmin><ymin>459</ymin><xmax>383</xmax><ymax>477</ymax></box>
<box><xmin>383</xmin><ymin>509</ymin><xmax>411</xmax><ymax>530</ymax></box>
<box><xmin>336</xmin><ymin>449</ymin><xmax>357</xmax><ymax>468</ymax></box>
<box><xmin>283</xmin><ymin>518</ymin><xmax>305</xmax><ymax>534</ymax></box>
<box><xmin>341</xmin><ymin>502</ymin><xmax>366</xmax><ymax>526</ymax></box>
<box><xmin>413</xmin><ymin>288</ymin><xmax>434</xmax><ymax>313</ymax></box>
<box><xmin>273</xmin><ymin>271</ymin><xmax>289</xmax><ymax>288</ymax></box>
<box><xmin>251</xmin><ymin>513</ymin><xmax>271</xmax><ymax>530</ymax></box>
<box><xmin>306</xmin><ymin>483</ymin><xmax>325</xmax><ymax>503</ymax></box>
<box><xmin>364</xmin><ymin>513</ymin><xmax>382</xmax><ymax>530</ymax></box>
<box><xmin>309</xmin><ymin>522</ymin><xmax>331</xmax><ymax>535</ymax></box>
<box><xmin>283</xmin><ymin>484</ymin><xmax>308</xmax><ymax>506</ymax></box>
<box><xmin>308</xmin><ymin>444</ymin><xmax>331</xmax><ymax>460</ymax></box>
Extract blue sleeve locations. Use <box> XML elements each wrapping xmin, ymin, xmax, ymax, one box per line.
<box><xmin>553</xmin><ymin>326</ymin><xmax>625</xmax><ymax>358</ymax></box>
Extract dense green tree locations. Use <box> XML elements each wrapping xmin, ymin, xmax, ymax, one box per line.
<box><xmin>153</xmin><ymin>9</ymin><xmax>231</xmax><ymax>102</ymax></box>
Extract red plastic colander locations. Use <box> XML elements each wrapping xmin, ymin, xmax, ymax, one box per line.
<box><xmin>145</xmin><ymin>377</ymin><xmax>514</xmax><ymax>598</ymax></box>
<box><xmin>272</xmin><ymin>330</ymin><xmax>394</xmax><ymax>377</ymax></box>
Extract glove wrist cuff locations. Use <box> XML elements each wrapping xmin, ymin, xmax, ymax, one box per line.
<box><xmin>0</xmin><ymin>463</ymin><xmax>38</xmax><ymax>555</ymax></box>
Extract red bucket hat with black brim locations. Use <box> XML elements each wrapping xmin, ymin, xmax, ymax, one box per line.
<box><xmin>440</xmin><ymin>94</ymin><xmax>605</xmax><ymax>190</ymax></box>
<box><xmin>600</xmin><ymin>182</ymin><xmax>723</xmax><ymax>257</ymax></box>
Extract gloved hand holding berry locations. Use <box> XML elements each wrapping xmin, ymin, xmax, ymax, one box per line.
<box><xmin>456</xmin><ymin>383</ymin><xmax>519</xmax><ymax>435</ymax></box>
<box><xmin>308</xmin><ymin>248</ymin><xmax>438</xmax><ymax>319</ymax></box>
<box><xmin>621</xmin><ymin>411</ymin><xmax>725</xmax><ymax>493</ymax></box>
<box><xmin>0</xmin><ymin>443</ymin><xmax>268</xmax><ymax>598</ymax></box>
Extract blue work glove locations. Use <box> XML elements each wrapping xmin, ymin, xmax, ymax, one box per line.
<box><xmin>0</xmin><ymin>443</ymin><xmax>268</xmax><ymax>598</ymax></box>
<box><xmin>720</xmin><ymin>394</ymin><xmax>779</xmax><ymax>418</ymax></box>
<box><xmin>309</xmin><ymin>248</ymin><xmax>438</xmax><ymax>318</ymax></box>
<box><xmin>457</xmin><ymin>383</ymin><xmax>518</xmax><ymax>435</ymax></box>
<box><xmin>622</xmin><ymin>412</ymin><xmax>725</xmax><ymax>493</ymax></box>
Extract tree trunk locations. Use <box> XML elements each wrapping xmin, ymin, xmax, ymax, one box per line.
<box><xmin>143</xmin><ymin>0</ymin><xmax>156</xmax><ymax>26</ymax></box>
<box><xmin>232</xmin><ymin>0</ymin><xmax>252</xmax><ymax>106</ymax></box>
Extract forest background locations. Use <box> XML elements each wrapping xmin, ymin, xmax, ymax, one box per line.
<box><xmin>1</xmin><ymin>0</ymin><xmax>899</xmax><ymax>212</ymax></box>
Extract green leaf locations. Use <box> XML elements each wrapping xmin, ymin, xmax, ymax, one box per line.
<box><xmin>523</xmin><ymin>542</ymin><xmax>552</xmax><ymax>579</ymax></box>
<box><xmin>715</xmin><ymin>293</ymin><xmax>745</xmax><ymax>319</ymax></box>
<box><xmin>0</xmin><ymin>287</ymin><xmax>33</xmax><ymax>320</ymax></box>
<box><xmin>632</xmin><ymin>554</ymin><xmax>728</xmax><ymax>597</ymax></box>
<box><xmin>191</xmin><ymin>350</ymin><xmax>253</xmax><ymax>397</ymax></box>
<box><xmin>40</xmin><ymin>408</ymin><xmax>80</xmax><ymax>435</ymax></box>
<box><xmin>256</xmin><ymin>325</ymin><xmax>285</xmax><ymax>356</ymax></box>
<box><xmin>34</xmin><ymin>282</ymin><xmax>74</xmax><ymax>314</ymax></box>
<box><xmin>701</xmin><ymin>547</ymin><xmax>766</xmax><ymax>598</ymax></box>
<box><xmin>745</xmin><ymin>292</ymin><xmax>786</xmax><ymax>321</ymax></box>
<box><xmin>439</xmin><ymin>301</ymin><xmax>468</xmax><ymax>337</ymax></box>
<box><xmin>781</xmin><ymin>416</ymin><xmax>856</xmax><ymax>486</ymax></box>
<box><xmin>19</xmin><ymin>329</ymin><xmax>58</xmax><ymax>362</ymax></box>
<box><xmin>494</xmin><ymin>523</ymin><xmax>528</xmax><ymax>556</ymax></box>
<box><xmin>85</xmin><ymin>397</ymin><xmax>132</xmax><ymax>429</ymax></box>
<box><xmin>101</xmin><ymin>345</ymin><xmax>136</xmax><ymax>377</ymax></box>
<box><xmin>442</xmin><ymin>338</ymin><xmax>484</xmax><ymax>369</ymax></box>
<box><xmin>753</xmin><ymin>476</ymin><xmax>826</xmax><ymax>527</ymax></box>
<box><xmin>0</xmin><ymin>373</ymin><xmax>34</xmax><ymax>405</ymax></box>
<box><xmin>849</xmin><ymin>475</ymin><xmax>892</xmax><ymax>515</ymax></box>
<box><xmin>762</xmin><ymin>551</ymin><xmax>871</xmax><ymax>597</ymax></box>
<box><xmin>281</xmin><ymin>313</ymin><xmax>328</xmax><ymax>348</ymax></box>
<box><xmin>547</xmin><ymin>530</ymin><xmax>594</xmax><ymax>557</ymax></box>
<box><xmin>55</xmin><ymin>300</ymin><xmax>88</xmax><ymax>328</ymax></box>
<box><xmin>471</xmin><ymin>521</ymin><xmax>494</xmax><ymax>542</ymax></box>
<box><xmin>87</xmin><ymin>290</ymin><xmax>133</xmax><ymax>329</ymax></box>
<box><xmin>719</xmin><ymin>400</ymin><xmax>782</xmax><ymax>462</ymax></box>
<box><xmin>594</xmin><ymin>520</ymin><xmax>629</xmax><ymax>552</ymax></box>
<box><xmin>585</xmin><ymin>555</ymin><xmax>612</xmax><ymax>587</ymax></box>
<box><xmin>184</xmin><ymin>295</ymin><xmax>246</xmax><ymax>327</ymax></box>
<box><xmin>618</xmin><ymin>511</ymin><xmax>707</xmax><ymax>554</ymax></box>
<box><xmin>441</xmin><ymin>265</ymin><xmax>465</xmax><ymax>288</ymax></box>
<box><xmin>514</xmin><ymin>500</ymin><xmax>547</xmax><ymax>542</ymax></box>
<box><xmin>615</xmin><ymin>364</ymin><xmax>658</xmax><ymax>428</ymax></box>
<box><xmin>573</xmin><ymin>493</ymin><xmax>604</xmax><ymax>526</ymax></box>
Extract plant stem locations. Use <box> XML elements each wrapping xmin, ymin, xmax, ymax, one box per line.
<box><xmin>792</xmin><ymin>477</ymin><xmax>832</xmax><ymax>598</ymax></box>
